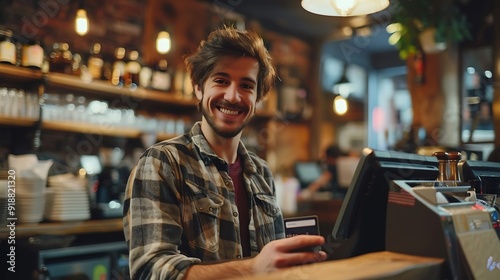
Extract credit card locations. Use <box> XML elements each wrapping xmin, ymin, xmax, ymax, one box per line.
<box><xmin>284</xmin><ymin>215</ymin><xmax>320</xmax><ymax>237</ymax></box>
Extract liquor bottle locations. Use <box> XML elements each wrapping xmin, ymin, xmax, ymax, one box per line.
<box><xmin>124</xmin><ymin>50</ymin><xmax>141</xmax><ymax>88</ymax></box>
<box><xmin>101</xmin><ymin>61</ymin><xmax>112</xmax><ymax>81</ymax></box>
<box><xmin>22</xmin><ymin>40</ymin><xmax>45</xmax><ymax>70</ymax></box>
<box><xmin>0</xmin><ymin>28</ymin><xmax>16</xmax><ymax>65</ymax></box>
<box><xmin>71</xmin><ymin>53</ymin><xmax>82</xmax><ymax>76</ymax></box>
<box><xmin>139</xmin><ymin>63</ymin><xmax>152</xmax><ymax>89</ymax></box>
<box><xmin>111</xmin><ymin>47</ymin><xmax>126</xmax><ymax>87</ymax></box>
<box><xmin>151</xmin><ymin>59</ymin><xmax>171</xmax><ymax>91</ymax></box>
<box><xmin>87</xmin><ymin>43</ymin><xmax>103</xmax><ymax>80</ymax></box>
<box><xmin>49</xmin><ymin>42</ymin><xmax>72</xmax><ymax>73</ymax></box>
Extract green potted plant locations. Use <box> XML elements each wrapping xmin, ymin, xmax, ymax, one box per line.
<box><xmin>388</xmin><ymin>0</ymin><xmax>471</xmax><ymax>59</ymax></box>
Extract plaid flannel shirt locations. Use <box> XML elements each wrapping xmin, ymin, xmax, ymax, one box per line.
<box><xmin>123</xmin><ymin>122</ymin><xmax>285</xmax><ymax>279</ymax></box>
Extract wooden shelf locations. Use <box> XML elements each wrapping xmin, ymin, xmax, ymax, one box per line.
<box><xmin>47</xmin><ymin>72</ymin><xmax>198</xmax><ymax>107</ymax></box>
<box><xmin>0</xmin><ymin>64</ymin><xmax>43</xmax><ymax>81</ymax></box>
<box><xmin>0</xmin><ymin>116</ymin><xmax>38</xmax><ymax>127</ymax></box>
<box><xmin>42</xmin><ymin>120</ymin><xmax>177</xmax><ymax>139</ymax></box>
<box><xmin>42</xmin><ymin>120</ymin><xmax>141</xmax><ymax>138</ymax></box>
<box><xmin>0</xmin><ymin>218</ymin><xmax>123</xmax><ymax>239</ymax></box>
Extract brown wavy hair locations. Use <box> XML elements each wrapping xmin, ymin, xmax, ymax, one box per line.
<box><xmin>184</xmin><ymin>26</ymin><xmax>276</xmax><ymax>102</ymax></box>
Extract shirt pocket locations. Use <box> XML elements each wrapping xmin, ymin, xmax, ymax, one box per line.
<box><xmin>254</xmin><ymin>194</ymin><xmax>281</xmax><ymax>247</ymax></box>
<box><xmin>184</xmin><ymin>179</ymin><xmax>224</xmax><ymax>253</ymax></box>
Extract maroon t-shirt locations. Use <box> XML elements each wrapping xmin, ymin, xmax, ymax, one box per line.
<box><xmin>228</xmin><ymin>158</ymin><xmax>251</xmax><ymax>257</ymax></box>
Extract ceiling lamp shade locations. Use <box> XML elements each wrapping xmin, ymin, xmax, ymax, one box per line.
<box><xmin>301</xmin><ymin>0</ymin><xmax>390</xmax><ymax>17</ymax></box>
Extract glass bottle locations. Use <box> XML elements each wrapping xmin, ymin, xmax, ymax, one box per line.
<box><xmin>151</xmin><ymin>59</ymin><xmax>172</xmax><ymax>91</ymax></box>
<box><xmin>139</xmin><ymin>64</ymin><xmax>152</xmax><ymax>89</ymax></box>
<box><xmin>111</xmin><ymin>47</ymin><xmax>126</xmax><ymax>87</ymax></box>
<box><xmin>71</xmin><ymin>53</ymin><xmax>83</xmax><ymax>76</ymax></box>
<box><xmin>49</xmin><ymin>42</ymin><xmax>72</xmax><ymax>74</ymax></box>
<box><xmin>87</xmin><ymin>43</ymin><xmax>103</xmax><ymax>80</ymax></box>
<box><xmin>101</xmin><ymin>61</ymin><xmax>112</xmax><ymax>81</ymax></box>
<box><xmin>0</xmin><ymin>28</ymin><xmax>16</xmax><ymax>65</ymax></box>
<box><xmin>125</xmin><ymin>50</ymin><xmax>141</xmax><ymax>88</ymax></box>
<box><xmin>22</xmin><ymin>40</ymin><xmax>45</xmax><ymax>69</ymax></box>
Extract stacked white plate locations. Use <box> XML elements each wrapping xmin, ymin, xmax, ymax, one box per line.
<box><xmin>16</xmin><ymin>178</ymin><xmax>47</xmax><ymax>223</ymax></box>
<box><xmin>44</xmin><ymin>174</ymin><xmax>90</xmax><ymax>221</ymax></box>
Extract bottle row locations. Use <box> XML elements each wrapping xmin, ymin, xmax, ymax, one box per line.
<box><xmin>0</xmin><ymin>26</ymin><xmax>177</xmax><ymax>93</ymax></box>
<box><xmin>0</xmin><ymin>27</ymin><xmax>44</xmax><ymax>69</ymax></box>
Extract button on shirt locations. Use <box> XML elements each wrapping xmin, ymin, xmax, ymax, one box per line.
<box><xmin>123</xmin><ymin>122</ymin><xmax>285</xmax><ymax>280</ymax></box>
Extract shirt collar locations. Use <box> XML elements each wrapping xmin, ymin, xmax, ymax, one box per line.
<box><xmin>189</xmin><ymin>122</ymin><xmax>257</xmax><ymax>174</ymax></box>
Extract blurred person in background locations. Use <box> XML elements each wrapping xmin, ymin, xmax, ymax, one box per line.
<box><xmin>298</xmin><ymin>145</ymin><xmax>347</xmax><ymax>200</ymax></box>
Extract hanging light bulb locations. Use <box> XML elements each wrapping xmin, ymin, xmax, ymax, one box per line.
<box><xmin>75</xmin><ymin>8</ymin><xmax>89</xmax><ymax>36</ymax></box>
<box><xmin>156</xmin><ymin>31</ymin><xmax>171</xmax><ymax>54</ymax></box>
<box><xmin>333</xmin><ymin>95</ymin><xmax>348</xmax><ymax>115</ymax></box>
<box><xmin>301</xmin><ymin>0</ymin><xmax>389</xmax><ymax>17</ymax></box>
<box><xmin>330</xmin><ymin>0</ymin><xmax>359</xmax><ymax>16</ymax></box>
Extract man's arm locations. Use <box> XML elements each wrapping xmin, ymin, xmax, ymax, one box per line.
<box><xmin>183</xmin><ymin>235</ymin><xmax>327</xmax><ymax>279</ymax></box>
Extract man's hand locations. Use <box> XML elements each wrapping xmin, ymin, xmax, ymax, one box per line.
<box><xmin>184</xmin><ymin>235</ymin><xmax>327</xmax><ymax>279</ymax></box>
<box><xmin>250</xmin><ymin>235</ymin><xmax>327</xmax><ymax>274</ymax></box>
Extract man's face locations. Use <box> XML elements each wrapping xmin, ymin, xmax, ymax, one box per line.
<box><xmin>195</xmin><ymin>56</ymin><xmax>259</xmax><ymax>139</ymax></box>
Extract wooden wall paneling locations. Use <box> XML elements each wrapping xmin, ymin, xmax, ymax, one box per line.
<box><xmin>406</xmin><ymin>52</ymin><xmax>444</xmax><ymax>145</ymax></box>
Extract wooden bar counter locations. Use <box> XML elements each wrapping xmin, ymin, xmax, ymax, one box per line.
<box><xmin>0</xmin><ymin>218</ymin><xmax>123</xmax><ymax>239</ymax></box>
<box><xmin>235</xmin><ymin>251</ymin><xmax>444</xmax><ymax>280</ymax></box>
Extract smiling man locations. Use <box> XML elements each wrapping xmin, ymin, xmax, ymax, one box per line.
<box><xmin>123</xmin><ymin>27</ymin><xmax>326</xmax><ymax>280</ymax></box>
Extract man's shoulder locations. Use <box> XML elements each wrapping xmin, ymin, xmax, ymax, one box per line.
<box><xmin>143</xmin><ymin>134</ymin><xmax>194</xmax><ymax>159</ymax></box>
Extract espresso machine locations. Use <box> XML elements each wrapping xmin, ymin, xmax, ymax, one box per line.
<box><xmin>92</xmin><ymin>147</ymin><xmax>129</xmax><ymax>219</ymax></box>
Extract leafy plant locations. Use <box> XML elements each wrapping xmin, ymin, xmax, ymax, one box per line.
<box><xmin>389</xmin><ymin>0</ymin><xmax>471</xmax><ymax>59</ymax></box>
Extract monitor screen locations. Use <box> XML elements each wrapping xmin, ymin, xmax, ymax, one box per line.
<box><xmin>460</xmin><ymin>160</ymin><xmax>500</xmax><ymax>196</ymax></box>
<box><xmin>329</xmin><ymin>148</ymin><xmax>439</xmax><ymax>260</ymax></box>
<box><xmin>294</xmin><ymin>161</ymin><xmax>323</xmax><ymax>189</ymax></box>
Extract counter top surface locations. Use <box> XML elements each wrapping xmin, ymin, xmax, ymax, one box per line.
<box><xmin>233</xmin><ymin>251</ymin><xmax>444</xmax><ymax>280</ymax></box>
<box><xmin>0</xmin><ymin>218</ymin><xmax>123</xmax><ymax>239</ymax></box>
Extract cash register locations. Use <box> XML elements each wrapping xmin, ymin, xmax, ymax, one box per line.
<box><xmin>386</xmin><ymin>179</ymin><xmax>500</xmax><ymax>279</ymax></box>
<box><xmin>329</xmin><ymin>148</ymin><xmax>500</xmax><ymax>279</ymax></box>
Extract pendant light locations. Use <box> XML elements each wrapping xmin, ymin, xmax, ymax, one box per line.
<box><xmin>75</xmin><ymin>1</ymin><xmax>89</xmax><ymax>36</ymax></box>
<box><xmin>333</xmin><ymin>95</ymin><xmax>348</xmax><ymax>115</ymax></box>
<box><xmin>333</xmin><ymin>63</ymin><xmax>351</xmax><ymax>98</ymax></box>
<box><xmin>301</xmin><ymin>0</ymin><xmax>389</xmax><ymax>17</ymax></box>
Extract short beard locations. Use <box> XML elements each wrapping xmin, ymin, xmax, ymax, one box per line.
<box><xmin>201</xmin><ymin>105</ymin><xmax>252</xmax><ymax>138</ymax></box>
<box><xmin>199</xmin><ymin>94</ymin><xmax>254</xmax><ymax>139</ymax></box>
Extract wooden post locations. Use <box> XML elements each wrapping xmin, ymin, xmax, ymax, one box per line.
<box><xmin>493</xmin><ymin>1</ymin><xmax>500</xmax><ymax>146</ymax></box>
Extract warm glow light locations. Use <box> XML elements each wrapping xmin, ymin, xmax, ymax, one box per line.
<box><xmin>334</xmin><ymin>96</ymin><xmax>348</xmax><ymax>115</ymax></box>
<box><xmin>301</xmin><ymin>0</ymin><xmax>389</xmax><ymax>17</ymax></box>
<box><xmin>75</xmin><ymin>9</ymin><xmax>89</xmax><ymax>36</ymax></box>
<box><xmin>386</xmin><ymin>23</ymin><xmax>402</xmax><ymax>34</ymax></box>
<box><xmin>330</xmin><ymin>0</ymin><xmax>359</xmax><ymax>16</ymax></box>
<box><xmin>156</xmin><ymin>31</ymin><xmax>171</xmax><ymax>54</ymax></box>
<box><xmin>388</xmin><ymin>32</ymin><xmax>401</xmax><ymax>46</ymax></box>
